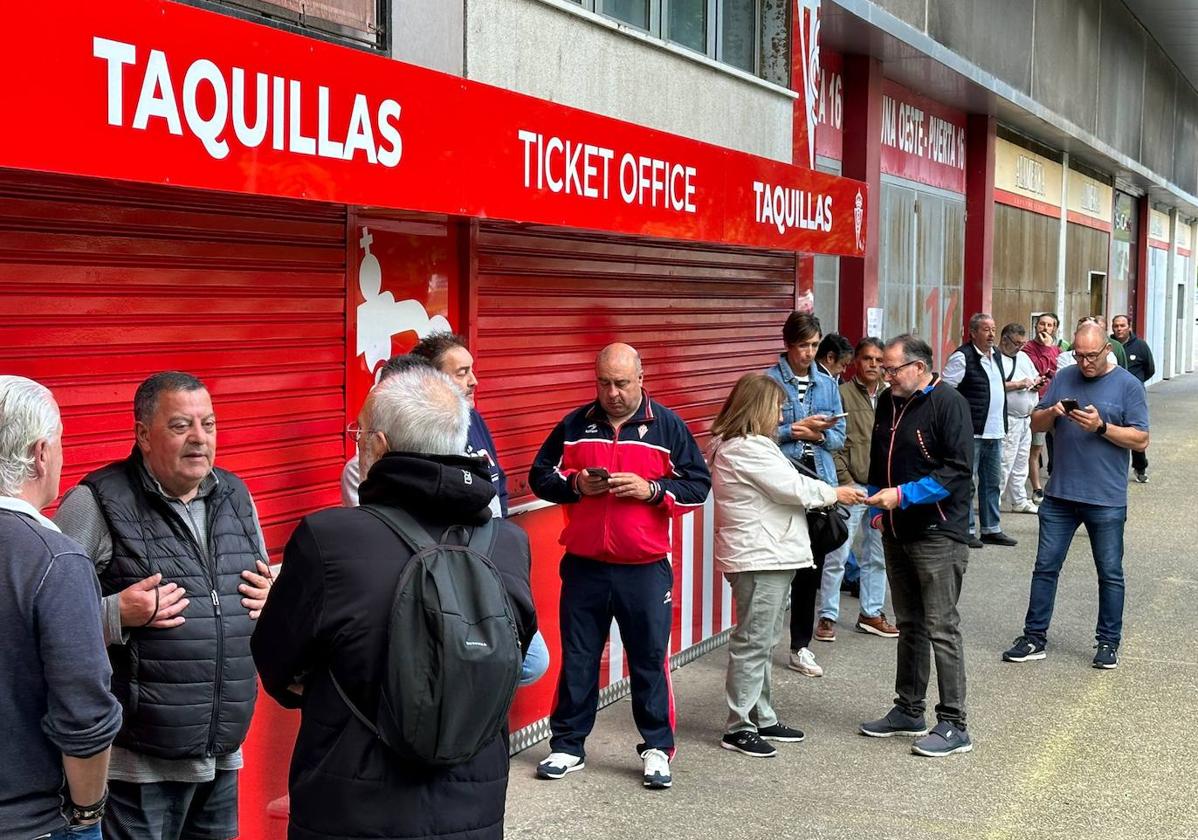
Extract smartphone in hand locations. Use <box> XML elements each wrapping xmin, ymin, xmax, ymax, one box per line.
<box><xmin>1060</xmin><ymin>398</ymin><xmax>1079</xmax><ymax>413</ymax></box>
<box><xmin>586</xmin><ymin>467</ymin><xmax>611</xmax><ymax>480</ymax></box>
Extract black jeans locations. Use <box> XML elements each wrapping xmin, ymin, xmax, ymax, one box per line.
<box><xmin>789</xmin><ymin>550</ymin><xmax>826</xmax><ymax>651</ymax></box>
<box><xmin>1132</xmin><ymin>447</ymin><xmax>1148</xmax><ymax>473</ymax></box>
<box><xmin>883</xmin><ymin>534</ymin><xmax>969</xmax><ymax>728</ymax></box>
<box><xmin>105</xmin><ymin>770</ymin><xmax>239</xmax><ymax>840</ymax></box>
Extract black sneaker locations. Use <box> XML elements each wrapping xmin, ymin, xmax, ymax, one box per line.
<box><xmin>757</xmin><ymin>723</ymin><xmax>805</xmax><ymax>742</ymax></box>
<box><xmin>1002</xmin><ymin>635</ymin><xmax>1047</xmax><ymax>662</ymax></box>
<box><xmin>1093</xmin><ymin>643</ymin><xmax>1118</xmax><ymax>669</ymax></box>
<box><xmin>720</xmin><ymin>731</ymin><xmax>777</xmax><ymax>757</ymax></box>
<box><xmin>911</xmin><ymin>721</ymin><xmax>973</xmax><ymax>757</ymax></box>
<box><xmin>980</xmin><ymin>532</ymin><xmax>1018</xmax><ymax>546</ymax></box>
<box><xmin>966</xmin><ymin>535</ymin><xmax>985</xmax><ymax>549</ymax></box>
<box><xmin>1032</xmin><ymin>488</ymin><xmax>1045</xmax><ymax>504</ymax></box>
<box><xmin>1134</xmin><ymin>471</ymin><xmax>1149</xmax><ymax>484</ymax></box>
<box><xmin>859</xmin><ymin>706</ymin><xmax>928</xmax><ymax>738</ymax></box>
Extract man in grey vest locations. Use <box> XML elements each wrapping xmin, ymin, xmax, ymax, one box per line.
<box><xmin>55</xmin><ymin>372</ymin><xmax>272</xmax><ymax>840</ymax></box>
<box><xmin>942</xmin><ymin>313</ymin><xmax>1018</xmax><ymax>549</ymax></box>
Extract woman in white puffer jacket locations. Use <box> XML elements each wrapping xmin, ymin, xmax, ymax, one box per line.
<box><xmin>710</xmin><ymin>373</ymin><xmax>864</xmax><ymax>758</ymax></box>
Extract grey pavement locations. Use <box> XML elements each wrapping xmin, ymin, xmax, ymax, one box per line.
<box><xmin>505</xmin><ymin>373</ymin><xmax>1198</xmax><ymax>840</ymax></box>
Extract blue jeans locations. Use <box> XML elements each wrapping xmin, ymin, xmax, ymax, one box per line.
<box><xmin>820</xmin><ymin>493</ymin><xmax>887</xmax><ymax>620</ymax></box>
<box><xmin>47</xmin><ymin>824</ymin><xmax>102</xmax><ymax>839</ymax></box>
<box><xmin>520</xmin><ymin>630</ymin><xmax>551</xmax><ymax>686</ymax></box>
<box><xmin>1023</xmin><ymin>496</ymin><xmax>1127</xmax><ymax>647</ymax></box>
<box><xmin>970</xmin><ymin>437</ymin><xmax>1003</xmax><ymax>536</ymax></box>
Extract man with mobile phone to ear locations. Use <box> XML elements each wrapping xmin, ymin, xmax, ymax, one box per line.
<box><xmin>1003</xmin><ymin>322</ymin><xmax>1148</xmax><ymax>670</ymax></box>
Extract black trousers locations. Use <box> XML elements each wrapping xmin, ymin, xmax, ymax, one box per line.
<box><xmin>1132</xmin><ymin>447</ymin><xmax>1149</xmax><ymax>473</ymax></box>
<box><xmin>549</xmin><ymin>554</ymin><xmax>675</xmax><ymax>759</ymax></box>
<box><xmin>789</xmin><ymin>551</ymin><xmax>827</xmax><ymax>651</ymax></box>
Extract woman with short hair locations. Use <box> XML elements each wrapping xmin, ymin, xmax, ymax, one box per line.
<box><xmin>711</xmin><ymin>373</ymin><xmax>864</xmax><ymax>758</ymax></box>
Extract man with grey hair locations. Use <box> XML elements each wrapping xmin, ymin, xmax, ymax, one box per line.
<box><xmin>1003</xmin><ymin>322</ymin><xmax>1148</xmax><ymax>670</ymax></box>
<box><xmin>862</xmin><ymin>335</ymin><xmax>974</xmax><ymax>757</ymax></box>
<box><xmin>998</xmin><ymin>323</ymin><xmax>1047</xmax><ymax>514</ymax></box>
<box><xmin>252</xmin><ymin>366</ymin><xmax>537</xmax><ymax>840</ymax></box>
<box><xmin>1</xmin><ymin>375</ymin><xmax>123</xmax><ymax>839</ymax></box>
<box><xmin>942</xmin><ymin>313</ymin><xmax>1017</xmax><ymax>548</ymax></box>
<box><xmin>54</xmin><ymin>371</ymin><xmax>272</xmax><ymax>840</ymax></box>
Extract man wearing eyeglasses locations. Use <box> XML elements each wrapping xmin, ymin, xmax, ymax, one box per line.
<box><xmin>941</xmin><ymin>313</ymin><xmax>1018</xmax><ymax>549</ymax></box>
<box><xmin>1002</xmin><ymin>322</ymin><xmax>1149</xmax><ymax>671</ymax></box>
<box><xmin>860</xmin><ymin>335</ymin><xmax>974</xmax><ymax>758</ymax></box>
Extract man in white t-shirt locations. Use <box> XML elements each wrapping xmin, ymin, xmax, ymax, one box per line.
<box><xmin>997</xmin><ymin>324</ymin><xmax>1046</xmax><ymax>514</ymax></box>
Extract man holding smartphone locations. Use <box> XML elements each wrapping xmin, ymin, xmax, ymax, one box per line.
<box><xmin>1003</xmin><ymin>322</ymin><xmax>1149</xmax><ymax>670</ymax></box>
<box><xmin>528</xmin><ymin>343</ymin><xmax>710</xmax><ymax>790</ymax></box>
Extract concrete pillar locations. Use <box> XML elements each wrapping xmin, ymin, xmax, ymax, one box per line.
<box><xmin>1134</xmin><ymin>196</ymin><xmax>1151</xmax><ymax>339</ymax></box>
<box><xmin>963</xmin><ymin>113</ymin><xmax>996</xmax><ymax>335</ymax></box>
<box><xmin>837</xmin><ymin>54</ymin><xmax>882</xmax><ymax>341</ymax></box>
<box><xmin>1165</xmin><ymin>209</ymin><xmax>1178</xmax><ymax>380</ymax></box>
<box><xmin>1056</xmin><ymin>153</ymin><xmax>1069</xmax><ymax>320</ymax></box>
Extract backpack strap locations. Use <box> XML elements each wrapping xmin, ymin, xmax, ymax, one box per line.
<box><xmin>360</xmin><ymin>504</ymin><xmax>438</xmax><ymax>552</ymax></box>
<box><xmin>464</xmin><ymin>519</ymin><xmax>498</xmax><ymax>557</ymax></box>
<box><xmin>329</xmin><ymin>672</ymin><xmax>381</xmax><ymax>739</ymax></box>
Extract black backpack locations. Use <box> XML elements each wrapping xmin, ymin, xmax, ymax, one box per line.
<box><xmin>330</xmin><ymin>504</ymin><xmax>522</xmax><ymax>767</ymax></box>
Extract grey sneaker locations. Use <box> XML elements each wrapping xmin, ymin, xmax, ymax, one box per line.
<box><xmin>911</xmin><ymin>721</ymin><xmax>973</xmax><ymax>757</ymax></box>
<box><xmin>859</xmin><ymin>706</ymin><xmax>929</xmax><ymax>738</ymax></box>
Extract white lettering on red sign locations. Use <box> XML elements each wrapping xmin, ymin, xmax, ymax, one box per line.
<box><xmin>93</xmin><ymin>36</ymin><xmax>403</xmax><ymax>167</ymax></box>
<box><xmin>517</xmin><ymin>130</ymin><xmax>696</xmax><ymax>213</ymax></box>
<box><xmin>752</xmin><ymin>181</ymin><xmax>833</xmax><ymax>235</ymax></box>
<box><xmin>817</xmin><ymin>69</ymin><xmax>842</xmax><ymax>130</ymax></box>
<box><xmin>880</xmin><ymin>95</ymin><xmax>965</xmax><ymax>170</ymax></box>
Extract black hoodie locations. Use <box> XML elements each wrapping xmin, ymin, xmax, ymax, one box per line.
<box><xmin>252</xmin><ymin>452</ymin><xmax>537</xmax><ymax>840</ymax></box>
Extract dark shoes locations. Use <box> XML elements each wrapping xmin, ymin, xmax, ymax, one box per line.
<box><xmin>966</xmin><ymin>535</ymin><xmax>985</xmax><ymax>549</ymax></box>
<box><xmin>1093</xmin><ymin>643</ymin><xmax>1119</xmax><ymax>669</ymax></box>
<box><xmin>1134</xmin><ymin>470</ymin><xmax>1149</xmax><ymax>484</ymax></box>
<box><xmin>1002</xmin><ymin>635</ymin><xmax>1047</xmax><ymax>662</ymax></box>
<box><xmin>981</xmin><ymin>532</ymin><xmax>1018</xmax><ymax>546</ymax></box>
<box><xmin>721</xmin><ymin>730</ymin><xmax>776</xmax><ymax>757</ymax></box>
<box><xmin>757</xmin><ymin>722</ymin><xmax>806</xmax><ymax>742</ymax></box>
<box><xmin>911</xmin><ymin>721</ymin><xmax>973</xmax><ymax>757</ymax></box>
<box><xmin>859</xmin><ymin>706</ymin><xmax>929</xmax><ymax>738</ymax></box>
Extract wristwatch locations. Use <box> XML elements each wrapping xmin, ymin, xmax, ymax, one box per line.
<box><xmin>1094</xmin><ymin>421</ymin><xmax>1108</xmax><ymax>436</ymax></box>
<box><xmin>69</xmin><ymin>790</ymin><xmax>107</xmax><ymax>825</ymax></box>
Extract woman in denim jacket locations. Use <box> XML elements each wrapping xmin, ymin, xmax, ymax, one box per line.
<box><xmin>765</xmin><ymin>311</ymin><xmax>846</xmax><ymax>678</ymax></box>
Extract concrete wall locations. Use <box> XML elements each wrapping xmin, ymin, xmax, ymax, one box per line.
<box><xmin>390</xmin><ymin>0</ymin><xmax>464</xmax><ymax>76</ymax></box>
<box><xmin>463</xmin><ymin>0</ymin><xmax>795</xmax><ymax>162</ymax></box>
<box><xmin>854</xmin><ymin>0</ymin><xmax>1198</xmax><ymax>197</ymax></box>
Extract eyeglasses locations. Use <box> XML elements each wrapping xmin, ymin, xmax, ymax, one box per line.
<box><xmin>1074</xmin><ymin>346</ymin><xmax>1108</xmax><ymax>364</ymax></box>
<box><xmin>345</xmin><ymin>422</ymin><xmax>376</xmax><ymax>442</ymax></box>
<box><xmin>880</xmin><ymin>360</ymin><xmax>920</xmax><ymax>378</ymax></box>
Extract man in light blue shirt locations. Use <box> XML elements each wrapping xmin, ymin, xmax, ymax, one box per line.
<box><xmin>1002</xmin><ymin>323</ymin><xmax>1149</xmax><ymax>670</ymax></box>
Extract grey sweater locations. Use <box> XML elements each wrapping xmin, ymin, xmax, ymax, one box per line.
<box><xmin>0</xmin><ymin>499</ymin><xmax>122</xmax><ymax>839</ymax></box>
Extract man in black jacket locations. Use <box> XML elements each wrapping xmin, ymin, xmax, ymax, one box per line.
<box><xmin>252</xmin><ymin>365</ymin><xmax>537</xmax><ymax>840</ymax></box>
<box><xmin>54</xmin><ymin>372</ymin><xmax>272</xmax><ymax>840</ymax></box>
<box><xmin>1111</xmin><ymin>314</ymin><xmax>1155</xmax><ymax>482</ymax></box>
<box><xmin>861</xmin><ymin>335</ymin><xmax>975</xmax><ymax>758</ymax></box>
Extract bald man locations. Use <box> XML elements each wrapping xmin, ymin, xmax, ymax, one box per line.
<box><xmin>1003</xmin><ymin>323</ymin><xmax>1148</xmax><ymax>671</ymax></box>
<box><xmin>528</xmin><ymin>344</ymin><xmax>710</xmax><ymax>790</ymax></box>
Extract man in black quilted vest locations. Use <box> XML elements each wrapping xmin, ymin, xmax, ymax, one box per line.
<box><xmin>941</xmin><ymin>313</ymin><xmax>1018</xmax><ymax>549</ymax></box>
<box><xmin>55</xmin><ymin>371</ymin><xmax>272</xmax><ymax>840</ymax></box>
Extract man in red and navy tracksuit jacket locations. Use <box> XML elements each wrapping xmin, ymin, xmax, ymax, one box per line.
<box><xmin>528</xmin><ymin>343</ymin><xmax>710</xmax><ymax>790</ymax></box>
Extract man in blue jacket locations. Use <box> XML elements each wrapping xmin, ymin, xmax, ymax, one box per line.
<box><xmin>861</xmin><ymin>336</ymin><xmax>975</xmax><ymax>758</ymax></box>
<box><xmin>1</xmin><ymin>375</ymin><xmax>123</xmax><ymax>839</ymax></box>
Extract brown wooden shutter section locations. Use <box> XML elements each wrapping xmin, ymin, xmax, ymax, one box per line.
<box><xmin>0</xmin><ymin>169</ymin><xmax>347</xmax><ymax>556</ymax></box>
<box><xmin>471</xmin><ymin>223</ymin><xmax>798</xmax><ymax>507</ymax></box>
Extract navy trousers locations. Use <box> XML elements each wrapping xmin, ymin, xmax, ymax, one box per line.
<box><xmin>549</xmin><ymin>553</ymin><xmax>675</xmax><ymax>759</ymax></box>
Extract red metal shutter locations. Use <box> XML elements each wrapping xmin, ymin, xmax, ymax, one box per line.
<box><xmin>0</xmin><ymin>170</ymin><xmax>347</xmax><ymax>555</ymax></box>
<box><xmin>472</xmin><ymin>223</ymin><xmax>797</xmax><ymax>506</ymax></box>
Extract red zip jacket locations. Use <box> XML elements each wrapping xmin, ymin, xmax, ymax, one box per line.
<box><xmin>528</xmin><ymin>394</ymin><xmax>711</xmax><ymax>564</ymax></box>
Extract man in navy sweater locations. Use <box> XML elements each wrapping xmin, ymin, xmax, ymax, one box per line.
<box><xmin>0</xmin><ymin>376</ymin><xmax>122</xmax><ymax>839</ymax></box>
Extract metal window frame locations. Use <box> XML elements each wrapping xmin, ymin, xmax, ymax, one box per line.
<box><xmin>580</xmin><ymin>0</ymin><xmax>765</xmax><ymax>76</ymax></box>
<box><xmin>182</xmin><ymin>0</ymin><xmax>390</xmax><ymax>53</ymax></box>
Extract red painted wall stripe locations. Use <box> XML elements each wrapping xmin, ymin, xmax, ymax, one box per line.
<box><xmin>994</xmin><ymin>189</ymin><xmax>1061</xmax><ymax>220</ymax></box>
<box><xmin>1066</xmin><ymin>211</ymin><xmax>1113</xmax><ymax>233</ymax></box>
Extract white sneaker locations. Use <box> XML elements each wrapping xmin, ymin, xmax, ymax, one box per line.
<box><xmin>1012</xmin><ymin>500</ymin><xmax>1039</xmax><ymax>514</ymax></box>
<box><xmin>788</xmin><ymin>647</ymin><xmax>824</xmax><ymax>677</ymax></box>
<box><xmin>536</xmin><ymin>751</ymin><xmax>584</xmax><ymax>780</ymax></box>
<box><xmin>640</xmin><ymin>748</ymin><xmax>672</xmax><ymax>789</ymax></box>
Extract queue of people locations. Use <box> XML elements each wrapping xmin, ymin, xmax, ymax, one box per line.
<box><xmin>0</xmin><ymin>312</ymin><xmax>1151</xmax><ymax>839</ymax></box>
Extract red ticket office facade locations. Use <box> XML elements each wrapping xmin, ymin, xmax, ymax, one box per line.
<box><xmin>0</xmin><ymin>1</ymin><xmax>869</xmax><ymax>834</ymax></box>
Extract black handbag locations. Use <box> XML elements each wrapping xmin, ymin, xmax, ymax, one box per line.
<box><xmin>791</xmin><ymin>459</ymin><xmax>851</xmax><ymax>556</ymax></box>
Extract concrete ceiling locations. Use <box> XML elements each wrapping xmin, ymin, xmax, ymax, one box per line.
<box><xmin>1125</xmin><ymin>0</ymin><xmax>1198</xmax><ymax>91</ymax></box>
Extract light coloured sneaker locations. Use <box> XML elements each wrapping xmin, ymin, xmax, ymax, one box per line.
<box><xmin>1012</xmin><ymin>500</ymin><xmax>1039</xmax><ymax>514</ymax></box>
<box><xmin>536</xmin><ymin>752</ymin><xmax>584</xmax><ymax>780</ymax></box>
<box><xmin>641</xmin><ymin>748</ymin><xmax>672</xmax><ymax>789</ymax></box>
<box><xmin>787</xmin><ymin>646</ymin><xmax>824</xmax><ymax>677</ymax></box>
